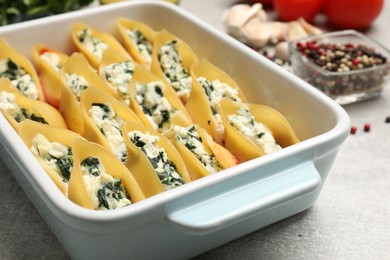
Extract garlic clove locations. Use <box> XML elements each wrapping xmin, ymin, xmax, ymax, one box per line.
<box><xmin>268</xmin><ymin>22</ymin><xmax>289</xmax><ymax>44</ymax></box>
<box><xmin>242</xmin><ymin>19</ymin><xmax>272</xmax><ymax>47</ymax></box>
<box><xmin>285</xmin><ymin>21</ymin><xmax>308</xmax><ymax>41</ymax></box>
<box><xmin>223</xmin><ymin>4</ymin><xmax>268</xmax><ymax>44</ymax></box>
<box><xmin>297</xmin><ymin>17</ymin><xmax>323</xmax><ymax>35</ymax></box>
<box><xmin>275</xmin><ymin>41</ymin><xmax>290</xmax><ymax>61</ymax></box>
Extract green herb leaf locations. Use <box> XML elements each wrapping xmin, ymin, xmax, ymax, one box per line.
<box><xmin>0</xmin><ymin>0</ymin><xmax>94</xmax><ymax>26</ymax></box>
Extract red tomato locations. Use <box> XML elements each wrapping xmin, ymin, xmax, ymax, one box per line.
<box><xmin>273</xmin><ymin>0</ymin><xmax>324</xmax><ymax>22</ymax></box>
<box><xmin>248</xmin><ymin>0</ymin><xmax>273</xmax><ymax>6</ymax></box>
<box><xmin>323</xmin><ymin>0</ymin><xmax>384</xmax><ymax>30</ymax></box>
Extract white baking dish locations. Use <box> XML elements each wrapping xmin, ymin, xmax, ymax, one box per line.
<box><xmin>0</xmin><ymin>1</ymin><xmax>350</xmax><ymax>259</ymax></box>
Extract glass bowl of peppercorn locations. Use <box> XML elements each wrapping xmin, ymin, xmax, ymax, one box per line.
<box><xmin>289</xmin><ymin>30</ymin><xmax>390</xmax><ymax>105</ymax></box>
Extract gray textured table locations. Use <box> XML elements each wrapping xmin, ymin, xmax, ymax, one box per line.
<box><xmin>1</xmin><ymin>0</ymin><xmax>390</xmax><ymax>259</ymax></box>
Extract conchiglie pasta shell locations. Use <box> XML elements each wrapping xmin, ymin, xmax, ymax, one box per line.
<box><xmin>59</xmin><ymin>53</ymin><xmax>118</xmax><ymax>134</ymax></box>
<box><xmin>0</xmin><ymin>78</ymin><xmax>66</xmax><ymax>132</ymax></box>
<box><xmin>71</xmin><ymin>22</ymin><xmax>131</xmax><ymax>69</ymax></box>
<box><xmin>122</xmin><ymin>121</ymin><xmax>190</xmax><ymax>197</ymax></box>
<box><xmin>68</xmin><ymin>137</ymin><xmax>145</xmax><ymax>210</ymax></box>
<box><xmin>18</xmin><ymin>120</ymin><xmax>81</xmax><ymax>196</ymax></box>
<box><xmin>61</xmin><ymin>53</ymin><xmax>119</xmax><ymax>98</ymax></box>
<box><xmin>220</xmin><ymin>98</ymin><xmax>299</xmax><ymax>163</ymax></box>
<box><xmin>196</xmin><ymin>127</ymin><xmax>238</xmax><ymax>169</ymax></box>
<box><xmin>150</xmin><ymin>30</ymin><xmax>198</xmax><ymax>103</ymax></box>
<box><xmin>165</xmin><ymin>124</ymin><xmax>222</xmax><ymax>181</ymax></box>
<box><xmin>98</xmin><ymin>48</ymin><xmax>137</xmax><ymax>104</ymax></box>
<box><xmin>185</xmin><ymin>71</ymin><xmax>219</xmax><ymax>144</ymax></box>
<box><xmin>129</xmin><ymin>65</ymin><xmax>192</xmax><ymax>131</ymax></box>
<box><xmin>0</xmin><ymin>38</ymin><xmax>44</xmax><ymax>101</ymax></box>
<box><xmin>116</xmin><ymin>17</ymin><xmax>155</xmax><ymax>68</ymax></box>
<box><xmin>80</xmin><ymin>86</ymin><xmax>141</xmax><ymax>158</ymax></box>
<box><xmin>190</xmin><ymin>59</ymin><xmax>247</xmax><ymax>102</ymax></box>
<box><xmin>32</xmin><ymin>44</ymin><xmax>69</xmax><ymax>108</ymax></box>
<box><xmin>152</xmin><ymin>30</ymin><xmax>197</xmax><ymax>75</ymax></box>
<box><xmin>59</xmin><ymin>84</ymin><xmax>83</xmax><ymax>134</ymax></box>
<box><xmin>99</xmin><ymin>47</ymin><xmax>133</xmax><ymax>68</ymax></box>
<box><xmin>186</xmin><ymin>59</ymin><xmax>247</xmax><ymax>145</ymax></box>
<box><xmin>244</xmin><ymin>102</ymin><xmax>299</xmax><ymax>148</ymax></box>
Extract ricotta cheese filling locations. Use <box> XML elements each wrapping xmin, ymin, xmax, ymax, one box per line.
<box><xmin>128</xmin><ymin>130</ymin><xmax>185</xmax><ymax>190</ymax></box>
<box><xmin>158</xmin><ymin>40</ymin><xmax>192</xmax><ymax>101</ymax></box>
<box><xmin>102</xmin><ymin>61</ymin><xmax>135</xmax><ymax>105</ymax></box>
<box><xmin>30</xmin><ymin>134</ymin><xmax>73</xmax><ymax>189</ymax></box>
<box><xmin>77</xmin><ymin>28</ymin><xmax>108</xmax><ymax>61</ymax></box>
<box><xmin>126</xmin><ymin>28</ymin><xmax>152</xmax><ymax>67</ymax></box>
<box><xmin>40</xmin><ymin>52</ymin><xmax>62</xmax><ymax>72</ymax></box>
<box><xmin>88</xmin><ymin>102</ymin><xmax>126</xmax><ymax>163</ymax></box>
<box><xmin>0</xmin><ymin>91</ymin><xmax>47</xmax><ymax>124</ymax></box>
<box><xmin>135</xmin><ymin>81</ymin><xmax>178</xmax><ymax>132</ymax></box>
<box><xmin>64</xmin><ymin>73</ymin><xmax>89</xmax><ymax>102</ymax></box>
<box><xmin>0</xmin><ymin>58</ymin><xmax>38</xmax><ymax>99</ymax></box>
<box><xmin>228</xmin><ymin>105</ymin><xmax>282</xmax><ymax>154</ymax></box>
<box><xmin>197</xmin><ymin>77</ymin><xmax>242</xmax><ymax>136</ymax></box>
<box><xmin>172</xmin><ymin>125</ymin><xmax>222</xmax><ymax>174</ymax></box>
<box><xmin>81</xmin><ymin>156</ymin><xmax>131</xmax><ymax>210</ymax></box>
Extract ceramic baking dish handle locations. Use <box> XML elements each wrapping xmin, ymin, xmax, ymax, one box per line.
<box><xmin>167</xmin><ymin>161</ymin><xmax>321</xmax><ymax>234</ymax></box>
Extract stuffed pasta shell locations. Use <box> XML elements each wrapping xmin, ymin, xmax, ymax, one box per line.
<box><xmin>32</xmin><ymin>44</ymin><xmax>69</xmax><ymax>108</ymax></box>
<box><xmin>129</xmin><ymin>65</ymin><xmax>192</xmax><ymax>133</ymax></box>
<box><xmin>117</xmin><ymin>18</ymin><xmax>155</xmax><ymax>68</ymax></box>
<box><xmin>68</xmin><ymin>138</ymin><xmax>145</xmax><ymax>210</ymax></box>
<box><xmin>0</xmin><ymin>38</ymin><xmax>44</xmax><ymax>101</ymax></box>
<box><xmin>59</xmin><ymin>53</ymin><xmax>119</xmax><ymax>134</ymax></box>
<box><xmin>165</xmin><ymin>123</ymin><xmax>237</xmax><ymax>181</ymax></box>
<box><xmin>80</xmin><ymin>86</ymin><xmax>141</xmax><ymax>163</ymax></box>
<box><xmin>151</xmin><ymin>30</ymin><xmax>197</xmax><ymax>104</ymax></box>
<box><xmin>99</xmin><ymin>48</ymin><xmax>137</xmax><ymax>105</ymax></box>
<box><xmin>122</xmin><ymin>121</ymin><xmax>191</xmax><ymax>198</ymax></box>
<box><xmin>220</xmin><ymin>98</ymin><xmax>299</xmax><ymax>163</ymax></box>
<box><xmin>72</xmin><ymin>22</ymin><xmax>131</xmax><ymax>69</ymax></box>
<box><xmin>18</xmin><ymin>120</ymin><xmax>81</xmax><ymax>196</ymax></box>
<box><xmin>186</xmin><ymin>59</ymin><xmax>247</xmax><ymax>145</ymax></box>
<box><xmin>0</xmin><ymin>78</ymin><xmax>66</xmax><ymax>131</ymax></box>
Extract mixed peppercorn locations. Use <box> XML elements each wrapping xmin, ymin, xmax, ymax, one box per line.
<box><xmin>296</xmin><ymin>41</ymin><xmax>387</xmax><ymax>73</ymax></box>
<box><xmin>292</xmin><ymin>39</ymin><xmax>390</xmax><ymax>102</ymax></box>
<box><xmin>350</xmin><ymin>117</ymin><xmax>390</xmax><ymax>135</ymax></box>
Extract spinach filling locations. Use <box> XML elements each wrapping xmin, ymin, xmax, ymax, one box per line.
<box><xmin>14</xmin><ymin>108</ymin><xmax>47</xmax><ymax>124</ymax></box>
<box><xmin>81</xmin><ymin>156</ymin><xmax>101</xmax><ymax>176</ymax></box>
<box><xmin>54</xmin><ymin>148</ymin><xmax>73</xmax><ymax>182</ymax></box>
<box><xmin>139</xmin><ymin>85</ymin><xmax>164</xmax><ymax>116</ymax></box>
<box><xmin>77</xmin><ymin>28</ymin><xmax>107</xmax><ymax>60</ymax></box>
<box><xmin>182</xmin><ymin>126</ymin><xmax>202</xmax><ymax>151</ymax></box>
<box><xmin>197</xmin><ymin>77</ymin><xmax>241</xmax><ymax>118</ymax></box>
<box><xmin>129</xmin><ymin>131</ymin><xmax>185</xmax><ymax>189</ymax></box>
<box><xmin>102</xmin><ymin>61</ymin><xmax>134</xmax><ymax>105</ymax></box>
<box><xmin>31</xmin><ymin>134</ymin><xmax>73</xmax><ymax>184</ymax></box>
<box><xmin>228</xmin><ymin>105</ymin><xmax>282</xmax><ymax>154</ymax></box>
<box><xmin>0</xmin><ymin>59</ymin><xmax>20</xmax><ymax>80</ymax></box>
<box><xmin>92</xmin><ymin>102</ymin><xmax>110</xmax><ymax>116</ymax></box>
<box><xmin>78</xmin><ymin>28</ymin><xmax>88</xmax><ymax>43</ymax></box>
<box><xmin>158</xmin><ymin>110</ymin><xmax>170</xmax><ymax>128</ymax></box>
<box><xmin>0</xmin><ymin>58</ymin><xmax>37</xmax><ymax>99</ymax></box>
<box><xmin>157</xmin><ymin>40</ymin><xmax>191</xmax><ymax>94</ymax></box>
<box><xmin>65</xmin><ymin>73</ymin><xmax>89</xmax><ymax>101</ymax></box>
<box><xmin>97</xmin><ymin>180</ymin><xmax>130</xmax><ymax>210</ymax></box>
<box><xmin>89</xmin><ymin>102</ymin><xmax>126</xmax><ymax>163</ymax></box>
<box><xmin>200</xmin><ymin>78</ymin><xmax>214</xmax><ymax>99</ymax></box>
<box><xmin>132</xmin><ymin>29</ymin><xmax>152</xmax><ymax>56</ymax></box>
<box><xmin>136</xmin><ymin>82</ymin><xmax>174</xmax><ymax>131</ymax></box>
<box><xmin>173</xmin><ymin>125</ymin><xmax>221</xmax><ymax>174</ymax></box>
<box><xmin>81</xmin><ymin>156</ymin><xmax>131</xmax><ymax>210</ymax></box>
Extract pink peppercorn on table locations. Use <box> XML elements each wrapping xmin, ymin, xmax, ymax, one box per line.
<box><xmin>0</xmin><ymin>0</ymin><xmax>389</xmax><ymax>259</ymax></box>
